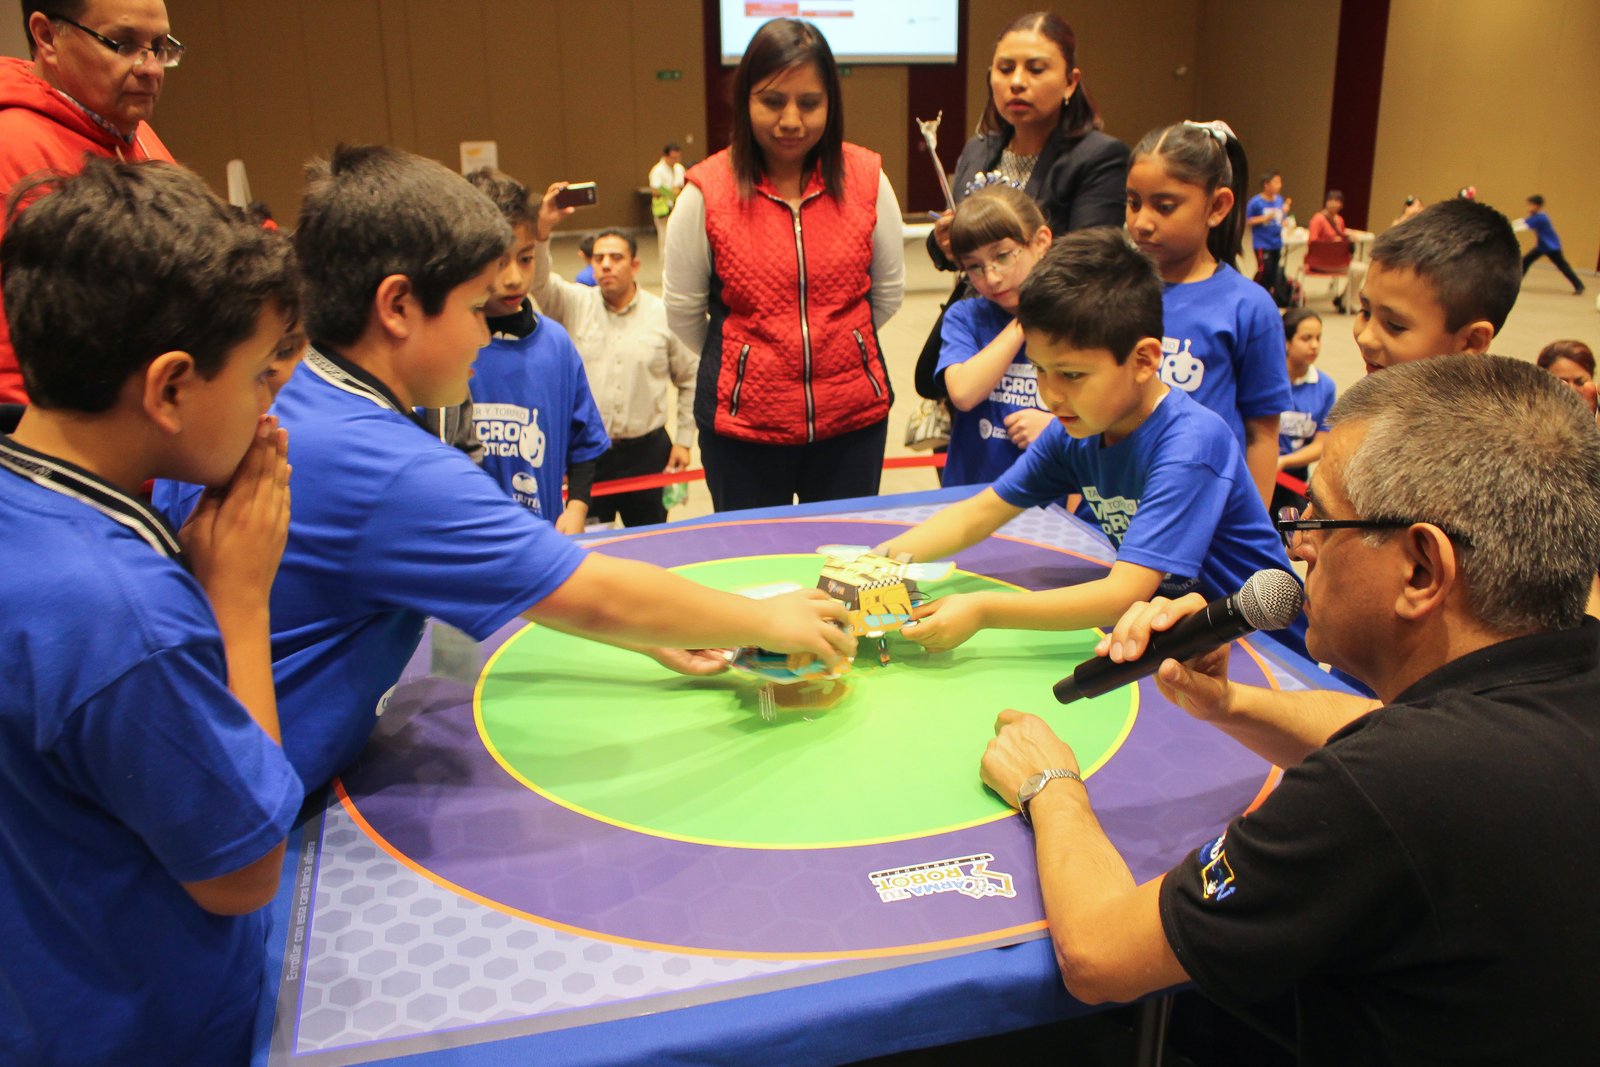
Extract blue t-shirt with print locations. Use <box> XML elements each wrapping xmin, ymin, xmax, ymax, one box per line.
<box><xmin>472</xmin><ymin>311</ymin><xmax>610</xmax><ymax>520</ymax></box>
<box><xmin>991</xmin><ymin>388</ymin><xmax>1307</xmax><ymax>657</ymax></box>
<box><xmin>264</xmin><ymin>348</ymin><xmax>589</xmax><ymax>789</ymax></box>
<box><xmin>1278</xmin><ymin>367</ymin><xmax>1337</xmax><ymax>461</ymax></box>
<box><xmin>1159</xmin><ymin>262</ymin><xmax>1293</xmax><ymax>449</ymax></box>
<box><xmin>936</xmin><ymin>295</ymin><xmax>1044</xmax><ymax>486</ymax></box>
<box><xmin>1247</xmin><ymin>194</ymin><xmax>1285</xmax><ymax>250</ymax></box>
<box><xmin>0</xmin><ymin>438</ymin><xmax>301</xmax><ymax>1066</ymax></box>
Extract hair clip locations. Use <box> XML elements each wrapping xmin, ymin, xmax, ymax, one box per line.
<box><xmin>1182</xmin><ymin>119</ymin><xmax>1237</xmax><ymax>145</ymax></box>
<box><xmin>964</xmin><ymin>170</ymin><xmax>1025</xmax><ymax>195</ymax></box>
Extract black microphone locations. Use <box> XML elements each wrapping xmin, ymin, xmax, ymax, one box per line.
<box><xmin>1053</xmin><ymin>570</ymin><xmax>1304</xmax><ymax>704</ymax></box>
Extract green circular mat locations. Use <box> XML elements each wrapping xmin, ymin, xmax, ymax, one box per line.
<box><xmin>476</xmin><ymin>554</ymin><xmax>1136</xmax><ymax>848</ymax></box>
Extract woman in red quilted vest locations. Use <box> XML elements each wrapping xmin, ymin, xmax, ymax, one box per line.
<box><xmin>664</xmin><ymin>18</ymin><xmax>904</xmax><ymax>512</ymax></box>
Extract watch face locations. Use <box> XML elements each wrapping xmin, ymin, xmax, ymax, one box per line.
<box><xmin>1018</xmin><ymin>771</ymin><xmax>1048</xmax><ymax>806</ymax></box>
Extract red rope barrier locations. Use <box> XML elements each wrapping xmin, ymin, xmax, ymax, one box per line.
<box><xmin>1275</xmin><ymin>470</ymin><xmax>1307</xmax><ymax>496</ymax></box>
<box><xmin>591</xmin><ymin>451</ymin><xmax>948</xmax><ymax>497</ymax></box>
<box><xmin>594</xmin><ymin>453</ymin><xmax>1300</xmax><ymax>500</ymax></box>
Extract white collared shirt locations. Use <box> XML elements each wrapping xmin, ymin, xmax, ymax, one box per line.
<box><xmin>531</xmin><ymin>242</ymin><xmax>698</xmax><ymax>444</ymax></box>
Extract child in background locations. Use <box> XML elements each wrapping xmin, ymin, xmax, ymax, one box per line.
<box><xmin>0</xmin><ymin>159</ymin><xmax>301</xmax><ymax>1063</ymax></box>
<box><xmin>1273</xmin><ymin>308</ymin><xmax>1335</xmax><ymax>515</ymax></box>
<box><xmin>575</xmin><ymin>232</ymin><xmax>597</xmax><ymax>287</ymax></box>
<box><xmin>1354</xmin><ymin>198</ymin><xmax>1521</xmax><ymax>374</ymax></box>
<box><xmin>937</xmin><ymin>183</ymin><xmax>1055</xmax><ymax>485</ymax></box>
<box><xmin>1126</xmin><ymin>120</ymin><xmax>1291</xmax><ymax>509</ymax></box>
<box><xmin>1521</xmin><ymin>196</ymin><xmax>1585</xmax><ymax>295</ymax></box>
<box><xmin>465</xmin><ymin>169</ymin><xmax>609</xmax><ymax>533</ymax></box>
<box><xmin>1245</xmin><ymin>169</ymin><xmax>1289</xmax><ymax>296</ymax></box>
<box><xmin>876</xmin><ymin>229</ymin><xmax>1304</xmax><ymax>659</ymax></box>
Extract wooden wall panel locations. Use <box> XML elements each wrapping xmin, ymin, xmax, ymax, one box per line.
<box><xmin>397</xmin><ymin>1</ymin><xmax>494</xmax><ymax>173</ymax></box>
<box><xmin>478</xmin><ymin>1</ymin><xmax>573</xmax><ymax>196</ymax></box>
<box><xmin>839</xmin><ymin>66</ymin><xmax>909</xmax><ymax>207</ymax></box>
<box><xmin>628</xmin><ymin>2</ymin><xmax>708</xmax><ymax>177</ymax></box>
<box><xmin>1198</xmin><ymin>0</ymin><xmax>1340</xmax><ymax>226</ymax></box>
<box><xmin>148</xmin><ymin>0</ymin><xmax>241</xmax><ymax>186</ymax></box>
<box><xmin>210</xmin><ymin>3</ymin><xmax>318</xmax><ymax>222</ymax></box>
<box><xmin>301</xmin><ymin>1</ymin><xmax>392</xmax><ymax>153</ymax></box>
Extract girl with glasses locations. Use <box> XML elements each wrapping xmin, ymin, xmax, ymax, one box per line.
<box><xmin>937</xmin><ymin>184</ymin><xmax>1056</xmax><ymax>485</ymax></box>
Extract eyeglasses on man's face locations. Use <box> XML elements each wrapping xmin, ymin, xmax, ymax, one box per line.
<box><xmin>1274</xmin><ymin>507</ymin><xmax>1471</xmax><ymax>553</ymax></box>
<box><xmin>55</xmin><ymin>15</ymin><xmax>184</xmax><ymax>69</ymax></box>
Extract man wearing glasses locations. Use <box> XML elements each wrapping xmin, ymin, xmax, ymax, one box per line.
<box><xmin>981</xmin><ymin>355</ymin><xmax>1600</xmax><ymax>1063</ymax></box>
<box><xmin>0</xmin><ymin>1</ymin><xmax>182</xmax><ymax>405</ymax></box>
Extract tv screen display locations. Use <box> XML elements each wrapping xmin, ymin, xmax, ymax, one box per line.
<box><xmin>720</xmin><ymin>1</ymin><xmax>960</xmax><ymax>65</ymax></box>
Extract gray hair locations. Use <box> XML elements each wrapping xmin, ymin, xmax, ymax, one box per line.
<box><xmin>1329</xmin><ymin>354</ymin><xmax>1600</xmax><ymax>633</ymax></box>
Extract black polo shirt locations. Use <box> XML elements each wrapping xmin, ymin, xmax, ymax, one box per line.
<box><xmin>1159</xmin><ymin>619</ymin><xmax>1600</xmax><ymax>1066</ymax></box>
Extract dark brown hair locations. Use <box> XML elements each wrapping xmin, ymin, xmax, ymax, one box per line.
<box><xmin>1131</xmin><ymin>122</ymin><xmax>1251</xmax><ymax>269</ymax></box>
<box><xmin>1282</xmin><ymin>307</ymin><xmax>1322</xmax><ymax>343</ymax></box>
<box><xmin>295</xmin><ymin>145</ymin><xmax>510</xmax><ymax>348</ymax></box>
<box><xmin>950</xmin><ymin>185</ymin><xmax>1047</xmax><ymax>260</ymax></box>
<box><xmin>3</xmin><ymin>159</ymin><xmax>298</xmax><ymax>412</ymax></box>
<box><xmin>1537</xmin><ymin>340</ymin><xmax>1595</xmax><ymax>376</ymax></box>
<box><xmin>977</xmin><ymin>12</ymin><xmax>1101</xmax><ymax>141</ymax></box>
<box><xmin>729</xmin><ymin>19</ymin><xmax>844</xmax><ymax>200</ymax></box>
<box><xmin>1016</xmin><ymin>228</ymin><xmax>1163</xmax><ymax>363</ymax></box>
<box><xmin>1370</xmin><ymin>199</ymin><xmax>1521</xmax><ymax>332</ymax></box>
<box><xmin>465</xmin><ymin>168</ymin><xmax>534</xmax><ymax>229</ymax></box>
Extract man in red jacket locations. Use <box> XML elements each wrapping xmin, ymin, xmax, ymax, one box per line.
<box><xmin>0</xmin><ymin>0</ymin><xmax>179</xmax><ymax>404</ymax></box>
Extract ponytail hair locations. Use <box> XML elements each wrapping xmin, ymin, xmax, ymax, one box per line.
<box><xmin>1131</xmin><ymin>120</ymin><xmax>1251</xmax><ymax>267</ymax></box>
<box><xmin>950</xmin><ymin>184</ymin><xmax>1048</xmax><ymax>260</ymax></box>
<box><xmin>977</xmin><ymin>12</ymin><xmax>1102</xmax><ymax>140</ymax></box>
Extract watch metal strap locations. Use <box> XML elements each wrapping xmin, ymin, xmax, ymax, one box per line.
<box><xmin>1020</xmin><ymin>767</ymin><xmax>1083</xmax><ymax>825</ymax></box>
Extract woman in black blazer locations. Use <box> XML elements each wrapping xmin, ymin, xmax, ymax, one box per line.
<box><xmin>917</xmin><ymin>12</ymin><xmax>1129</xmax><ymax>404</ymax></box>
<box><xmin>929</xmin><ymin>11</ymin><xmax>1128</xmax><ymax>269</ymax></box>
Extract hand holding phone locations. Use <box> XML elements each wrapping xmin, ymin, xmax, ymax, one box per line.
<box><xmin>554</xmin><ymin>182</ymin><xmax>597</xmax><ymax>209</ymax></box>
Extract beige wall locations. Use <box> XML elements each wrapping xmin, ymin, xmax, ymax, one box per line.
<box><xmin>155</xmin><ymin>0</ymin><xmax>708</xmax><ymax>230</ymax></box>
<box><xmin>1372</xmin><ymin>0</ymin><xmax>1600</xmax><ymax>271</ymax></box>
<box><xmin>837</xmin><ymin>64</ymin><xmax>909</xmax><ymax>209</ymax></box>
<box><xmin>1198</xmin><ymin>0</ymin><xmax>1339</xmax><ymax>221</ymax></box>
<box><xmin>2</xmin><ymin>7</ymin><xmax>29</xmax><ymax>58</ymax></box>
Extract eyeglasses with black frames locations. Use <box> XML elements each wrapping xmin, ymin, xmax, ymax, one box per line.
<box><xmin>54</xmin><ymin>15</ymin><xmax>184</xmax><ymax>69</ymax></box>
<box><xmin>1274</xmin><ymin>507</ymin><xmax>1471</xmax><ymax>553</ymax></box>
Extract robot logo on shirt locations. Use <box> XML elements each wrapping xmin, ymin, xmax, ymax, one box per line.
<box><xmin>1279</xmin><ymin>410</ymin><xmax>1320</xmax><ymax>447</ymax></box>
<box><xmin>1160</xmin><ymin>337</ymin><xmax>1204</xmax><ymax>393</ymax></box>
<box><xmin>518</xmin><ymin>408</ymin><xmax>546</xmax><ymax>468</ymax></box>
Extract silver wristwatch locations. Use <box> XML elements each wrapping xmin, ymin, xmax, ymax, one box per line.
<box><xmin>1017</xmin><ymin>768</ymin><xmax>1083</xmax><ymax>826</ymax></box>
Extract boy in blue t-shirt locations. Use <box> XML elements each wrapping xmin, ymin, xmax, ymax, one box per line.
<box><xmin>465</xmin><ymin>169</ymin><xmax>609</xmax><ymax>532</ymax></box>
<box><xmin>268</xmin><ymin>145</ymin><xmax>853</xmax><ymax>791</ymax></box>
<box><xmin>878</xmin><ymin>229</ymin><xmax>1305</xmax><ymax>658</ymax></box>
<box><xmin>1245</xmin><ymin>171</ymin><xmax>1289</xmax><ymax>296</ymax></box>
<box><xmin>0</xmin><ymin>160</ymin><xmax>303</xmax><ymax>1063</ymax></box>
<box><xmin>1520</xmin><ymin>195</ymin><xmax>1585</xmax><ymax>295</ymax></box>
